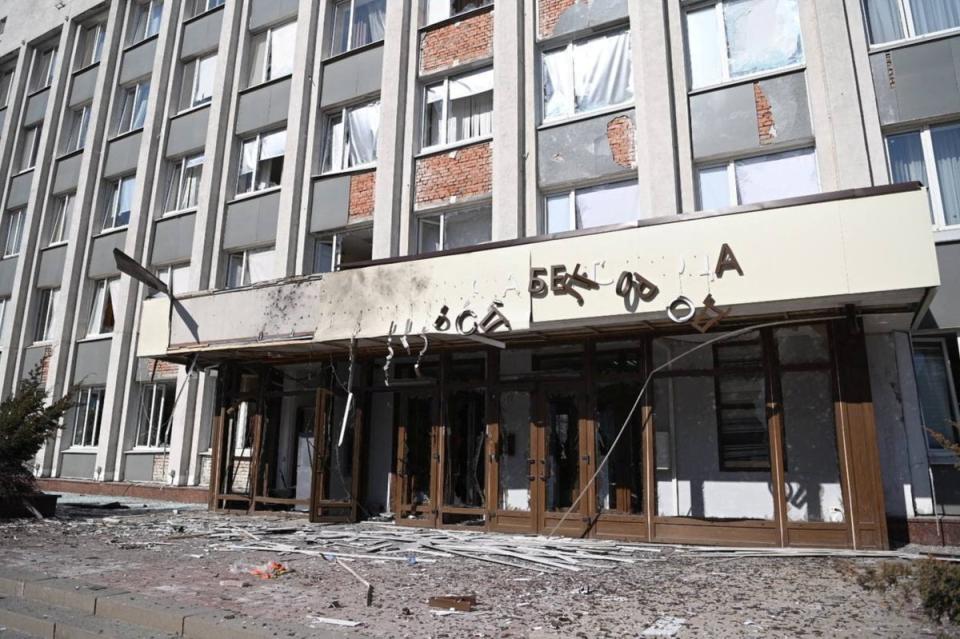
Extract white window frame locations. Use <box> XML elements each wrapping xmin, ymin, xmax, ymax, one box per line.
<box><xmin>74</xmin><ymin>20</ymin><xmax>106</xmax><ymax>70</ymax></box>
<box><xmin>885</xmin><ymin>123</ymin><xmax>960</xmax><ymax>230</ymax></box>
<box><xmin>115</xmin><ymin>79</ymin><xmax>151</xmax><ymax>135</ymax></box>
<box><xmin>179</xmin><ymin>53</ymin><xmax>216</xmax><ymax>112</ymax></box>
<box><xmin>322</xmin><ymin>100</ymin><xmax>380</xmax><ymax>173</ymax></box>
<box><xmin>153</xmin><ymin>263</ymin><xmax>191</xmax><ymax>297</ymax></box>
<box><xmin>103</xmin><ymin>175</ymin><xmax>136</xmax><ymax>231</ymax></box>
<box><xmin>30</xmin><ymin>46</ymin><xmax>57</xmax><ymax>93</ymax></box>
<box><xmin>127</xmin><ymin>0</ymin><xmax>163</xmax><ymax>45</ymax></box>
<box><xmin>421</xmin><ymin>67</ymin><xmax>493</xmax><ymax>151</ymax></box>
<box><xmin>165</xmin><ymin>153</ymin><xmax>204</xmax><ymax>214</ymax></box>
<box><xmin>0</xmin><ymin>298</ymin><xmax>7</xmax><ymax>339</ymax></box>
<box><xmin>0</xmin><ymin>67</ymin><xmax>15</xmax><ymax>107</ymax></box>
<box><xmin>312</xmin><ymin>225</ymin><xmax>373</xmax><ymax>273</ymax></box>
<box><xmin>862</xmin><ymin>0</ymin><xmax>960</xmax><ymax>47</ymax></box>
<box><xmin>187</xmin><ymin>0</ymin><xmax>225</xmax><ymax>20</ymax></box>
<box><xmin>48</xmin><ymin>194</ymin><xmax>73</xmax><ymax>246</ymax></box>
<box><xmin>331</xmin><ymin>0</ymin><xmax>387</xmax><ymax>55</ymax></box>
<box><xmin>225</xmin><ymin>246</ymin><xmax>274</xmax><ymax>288</ymax></box>
<box><xmin>247</xmin><ymin>21</ymin><xmax>297</xmax><ymax>88</ymax></box>
<box><xmin>2</xmin><ymin>209</ymin><xmax>24</xmax><ymax>258</ymax></box>
<box><xmin>135</xmin><ymin>382</ymin><xmax>175</xmax><ymax>449</ymax></box>
<box><xmin>684</xmin><ymin>0</ymin><xmax>805</xmax><ymax>90</ymax></box>
<box><xmin>541</xmin><ymin>180</ymin><xmax>641</xmax><ymax>234</ymax></box>
<box><xmin>87</xmin><ymin>277</ymin><xmax>119</xmax><ymax>337</ymax></box>
<box><xmin>416</xmin><ymin>205</ymin><xmax>491</xmax><ymax>253</ymax></box>
<box><xmin>19</xmin><ymin>124</ymin><xmax>42</xmax><ymax>172</ymax></box>
<box><xmin>34</xmin><ymin>288</ymin><xmax>59</xmax><ymax>343</ymax></box>
<box><xmin>422</xmin><ymin>0</ymin><xmax>492</xmax><ymax>26</ymax></box>
<box><xmin>62</xmin><ymin>103</ymin><xmax>91</xmax><ymax>154</ymax></box>
<box><xmin>235</xmin><ymin>129</ymin><xmax>286</xmax><ymax>195</ymax></box>
<box><xmin>913</xmin><ymin>336</ymin><xmax>960</xmax><ymax>456</ymax></box>
<box><xmin>695</xmin><ymin>147</ymin><xmax>821</xmax><ymax>209</ymax></box>
<box><xmin>72</xmin><ymin>387</ymin><xmax>105</xmax><ymax>448</ymax></box>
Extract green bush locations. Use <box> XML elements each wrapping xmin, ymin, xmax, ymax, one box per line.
<box><xmin>915</xmin><ymin>559</ymin><xmax>960</xmax><ymax>624</ymax></box>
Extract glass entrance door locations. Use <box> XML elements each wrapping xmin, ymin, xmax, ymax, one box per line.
<box><xmin>536</xmin><ymin>385</ymin><xmax>590</xmax><ymax>536</ymax></box>
<box><xmin>395</xmin><ymin>392</ymin><xmax>439</xmax><ymax>526</ymax></box>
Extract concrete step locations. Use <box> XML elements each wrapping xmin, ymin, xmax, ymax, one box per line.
<box><xmin>0</xmin><ymin>595</ymin><xmax>178</xmax><ymax>638</ymax></box>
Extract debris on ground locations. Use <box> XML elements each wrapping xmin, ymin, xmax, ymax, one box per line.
<box><xmin>428</xmin><ymin>595</ymin><xmax>476</xmax><ymax>612</ymax></box>
<box><xmin>231</xmin><ymin>560</ymin><xmax>291</xmax><ymax>580</ymax></box>
<box><xmin>642</xmin><ymin>616</ymin><xmax>687</xmax><ymax>637</ymax></box>
<box><xmin>307</xmin><ymin>616</ymin><xmax>362</xmax><ymax>627</ymax></box>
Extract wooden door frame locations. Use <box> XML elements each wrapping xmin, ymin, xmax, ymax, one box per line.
<box><xmin>393</xmin><ymin>390</ymin><xmax>441</xmax><ymax>528</ymax></box>
<box><xmin>489</xmin><ymin>382</ymin><xmax>539</xmax><ymax>534</ymax></box>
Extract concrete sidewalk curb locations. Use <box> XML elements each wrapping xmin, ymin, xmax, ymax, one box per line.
<box><xmin>23</xmin><ymin>577</ymin><xmax>127</xmax><ymax>614</ymax></box>
<box><xmin>0</xmin><ymin>567</ymin><xmax>54</xmax><ymax>598</ymax></box>
<box><xmin>94</xmin><ymin>593</ymin><xmax>215</xmax><ymax>635</ymax></box>
<box><xmin>184</xmin><ymin>611</ymin><xmax>355</xmax><ymax>639</ymax></box>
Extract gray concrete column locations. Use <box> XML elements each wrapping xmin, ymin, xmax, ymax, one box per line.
<box><xmin>372</xmin><ymin>0</ymin><xmax>413</xmax><ymax>259</ymax></box>
<box><xmin>800</xmin><ymin>0</ymin><xmax>873</xmax><ymax>191</ymax></box>
<box><xmin>665</xmin><ymin>0</ymin><xmax>697</xmax><ymax>213</ymax></box>
<box><xmin>491</xmin><ymin>2</ymin><xmax>524</xmax><ymax>241</ymax></box>
<box><xmin>629</xmin><ymin>0</ymin><xmax>680</xmax><ymax>217</ymax></box>
<box><xmin>522</xmin><ymin>0</ymin><xmax>538</xmax><ymax>238</ymax></box>
<box><xmin>188</xmin><ymin>0</ymin><xmax>244</xmax><ymax>292</ymax></box>
<box><xmin>92</xmin><ymin>0</ymin><xmax>179</xmax><ymax>481</ymax></box>
<box><xmin>272</xmin><ymin>0</ymin><xmax>320</xmax><ymax>278</ymax></box>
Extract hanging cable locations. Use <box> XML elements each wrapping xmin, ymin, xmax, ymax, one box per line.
<box><xmin>547</xmin><ymin>315</ymin><xmax>845</xmax><ymax>537</ymax></box>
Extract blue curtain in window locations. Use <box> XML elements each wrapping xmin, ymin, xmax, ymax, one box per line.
<box><xmin>864</xmin><ymin>0</ymin><xmax>904</xmax><ymax>44</ymax></box>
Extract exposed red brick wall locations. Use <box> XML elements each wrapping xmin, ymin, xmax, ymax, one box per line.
<box><xmin>348</xmin><ymin>170</ymin><xmax>376</xmax><ymax>221</ymax></box>
<box><xmin>415</xmin><ymin>141</ymin><xmax>492</xmax><ymax>207</ymax></box>
<box><xmin>606</xmin><ymin>115</ymin><xmax>636</xmax><ymax>169</ymax></box>
<box><xmin>539</xmin><ymin>0</ymin><xmax>587</xmax><ymax>39</ymax></box>
<box><xmin>38</xmin><ymin>346</ymin><xmax>52</xmax><ymax>386</ymax></box>
<box><xmin>754</xmin><ymin>82</ymin><xmax>775</xmax><ymax>145</ymax></box>
<box><xmin>420</xmin><ymin>9</ymin><xmax>494</xmax><ymax>74</ymax></box>
<box><xmin>144</xmin><ymin>358</ymin><xmax>181</xmax><ymax>380</ymax></box>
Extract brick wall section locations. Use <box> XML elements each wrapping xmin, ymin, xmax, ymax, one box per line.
<box><xmin>415</xmin><ymin>141</ymin><xmax>492</xmax><ymax>207</ymax></box>
<box><xmin>38</xmin><ymin>346</ymin><xmax>52</xmax><ymax>386</ymax></box>
<box><xmin>606</xmin><ymin>115</ymin><xmax>637</xmax><ymax>169</ymax></box>
<box><xmin>151</xmin><ymin>453</ymin><xmax>170</xmax><ymax>483</ymax></box>
<box><xmin>754</xmin><ymin>82</ymin><xmax>776</xmax><ymax>145</ymax></box>
<box><xmin>420</xmin><ymin>9</ymin><xmax>493</xmax><ymax>74</ymax></box>
<box><xmin>141</xmin><ymin>358</ymin><xmax>181</xmax><ymax>381</ymax></box>
<box><xmin>538</xmin><ymin>0</ymin><xmax>586</xmax><ymax>39</ymax></box>
<box><xmin>199</xmin><ymin>455</ymin><xmax>212</xmax><ymax>487</ymax></box>
<box><xmin>348</xmin><ymin>170</ymin><xmax>376</xmax><ymax>221</ymax></box>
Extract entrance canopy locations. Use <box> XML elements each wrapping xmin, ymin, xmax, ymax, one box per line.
<box><xmin>138</xmin><ymin>184</ymin><xmax>939</xmax><ymax>365</ymax></box>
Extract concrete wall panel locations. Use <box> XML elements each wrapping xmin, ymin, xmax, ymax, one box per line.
<box><xmin>23</xmin><ymin>88</ymin><xmax>49</xmax><ymax>125</ymax></box>
<box><xmin>537</xmin><ymin>109</ymin><xmax>635</xmax><ymax>189</ymax></box>
<box><xmin>21</xmin><ymin>345</ymin><xmax>47</xmax><ymax>379</ymax></box>
<box><xmin>119</xmin><ymin>38</ymin><xmax>157</xmax><ymax>84</ymax></box>
<box><xmin>0</xmin><ymin>257</ymin><xmax>16</xmax><ymax>297</ymax></box>
<box><xmin>235</xmin><ymin>78</ymin><xmax>290</xmax><ymax>135</ymax></box>
<box><xmin>52</xmin><ymin>153</ymin><xmax>83</xmax><ymax>195</ymax></box>
<box><xmin>37</xmin><ymin>244</ymin><xmax>67</xmax><ymax>288</ymax></box>
<box><xmin>73</xmin><ymin>338</ymin><xmax>112</xmax><ymax>385</ymax></box>
<box><xmin>124</xmin><ymin>453</ymin><xmax>154</xmax><ymax>481</ymax></box>
<box><xmin>320</xmin><ymin>45</ymin><xmax>383</xmax><ymax>108</ymax></box>
<box><xmin>69</xmin><ymin>65</ymin><xmax>98</xmax><ymax>107</ymax></box>
<box><xmin>181</xmin><ymin>8</ymin><xmax>223</xmax><ymax>60</ymax></box>
<box><xmin>166</xmin><ymin>106</ymin><xmax>210</xmax><ymax>158</ymax></box>
<box><xmin>223</xmin><ymin>190</ymin><xmax>281</xmax><ymax>249</ymax></box>
<box><xmin>7</xmin><ymin>170</ymin><xmax>33</xmax><ymax>209</ymax></box>
<box><xmin>151</xmin><ymin>213</ymin><xmax>196</xmax><ymax>265</ymax></box>
<box><xmin>925</xmin><ymin>242</ymin><xmax>960</xmax><ymax>329</ymax></box>
<box><xmin>59</xmin><ymin>452</ymin><xmax>96</xmax><ymax>478</ymax></box>
<box><xmin>103</xmin><ymin>132</ymin><xmax>142</xmax><ymax>179</ymax></box>
<box><xmin>88</xmin><ymin>231</ymin><xmax>128</xmax><ymax>278</ymax></box>
<box><xmin>310</xmin><ymin>175</ymin><xmax>350</xmax><ymax>232</ymax></box>
<box><xmin>690</xmin><ymin>71</ymin><xmax>812</xmax><ymax>161</ymax></box>
<box><xmin>248</xmin><ymin>0</ymin><xmax>298</xmax><ymax>32</ymax></box>
<box><xmin>871</xmin><ymin>35</ymin><xmax>960</xmax><ymax>126</ymax></box>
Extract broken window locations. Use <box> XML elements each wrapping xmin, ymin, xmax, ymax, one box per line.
<box><xmin>136</xmin><ymin>382</ymin><xmax>175</xmax><ymax>448</ymax></box>
<box><xmin>164</xmin><ymin>153</ymin><xmax>204</xmax><ymax>213</ymax></box>
<box><xmin>685</xmin><ymin>0</ymin><xmax>803</xmax><ymax>89</ymax></box>
<box><xmin>178</xmin><ymin>53</ymin><xmax>216</xmax><ymax>111</ymax></box>
<box><xmin>544</xmin><ymin>180</ymin><xmax>640</xmax><ymax>233</ymax></box>
<box><xmin>864</xmin><ymin>0</ymin><xmax>960</xmax><ymax>45</ymax></box>
<box><xmin>47</xmin><ymin>194</ymin><xmax>73</xmax><ymax>246</ymax></box>
<box><xmin>913</xmin><ymin>338</ymin><xmax>960</xmax><ymax>449</ymax></box>
<box><xmin>886</xmin><ymin>123</ymin><xmax>960</xmax><ymax>228</ymax></box>
<box><xmin>596</xmin><ymin>382</ymin><xmax>644</xmax><ymax>514</ymax></box>
<box><xmin>72</xmin><ymin>387</ymin><xmax>105</xmax><ymax>448</ymax></box>
<box><xmin>87</xmin><ymin>277</ymin><xmax>121</xmax><ymax>337</ymax></box>
<box><xmin>696</xmin><ymin>148</ymin><xmax>819</xmax><ymax>210</ymax></box>
<box><xmin>2</xmin><ymin>208</ymin><xmax>23</xmax><ymax>258</ymax></box>
<box><xmin>331</xmin><ymin>0</ymin><xmax>386</xmax><ymax>56</ymax></box>
<box><xmin>776</xmin><ymin>325</ymin><xmax>845</xmax><ymax>523</ymax></box>
<box><xmin>653</xmin><ymin>332</ymin><xmax>775</xmax><ymax>520</ymax></box>
<box><xmin>422</xmin><ymin>0</ymin><xmax>492</xmax><ymax>26</ymax></box>
<box><xmin>542</xmin><ymin>28</ymin><xmax>633</xmax><ymax>120</ymax></box>
<box><xmin>62</xmin><ymin>104</ymin><xmax>91</xmax><ymax>154</ymax></box>
<box><xmin>322</xmin><ymin>100</ymin><xmax>381</xmax><ymax>173</ymax></box>
<box><xmin>498</xmin><ymin>390</ymin><xmax>531</xmax><ymax>511</ymax></box>
<box><xmin>312</xmin><ymin>226</ymin><xmax>373</xmax><ymax>273</ymax></box>
<box><xmin>115</xmin><ymin>79</ymin><xmax>151</xmax><ymax>134</ymax></box>
<box><xmin>34</xmin><ymin>288</ymin><xmax>59</xmax><ymax>343</ymax></box>
<box><xmin>417</xmin><ymin>205</ymin><xmax>491</xmax><ymax>253</ymax></box>
<box><xmin>225</xmin><ymin>246</ymin><xmax>275</xmax><ymax>288</ymax></box>
<box><xmin>152</xmin><ymin>263</ymin><xmax>191</xmax><ymax>297</ymax></box>
<box><xmin>103</xmin><ymin>175</ymin><xmax>136</xmax><ymax>230</ymax></box>
<box><xmin>399</xmin><ymin>394</ymin><xmax>435</xmax><ymax>513</ymax></box>
<box><xmin>246</xmin><ymin>21</ymin><xmax>296</xmax><ymax>87</ymax></box>
<box><xmin>17</xmin><ymin>125</ymin><xmax>41</xmax><ymax>172</ymax></box>
<box><xmin>443</xmin><ymin>389</ymin><xmax>486</xmax><ymax>509</ymax></box>
<box><xmin>236</xmin><ymin>129</ymin><xmax>286</xmax><ymax>194</ymax></box>
<box><xmin>545</xmin><ymin>390</ymin><xmax>580</xmax><ymax>512</ymax></box>
<box><xmin>422</xmin><ymin>67</ymin><xmax>493</xmax><ymax>149</ymax></box>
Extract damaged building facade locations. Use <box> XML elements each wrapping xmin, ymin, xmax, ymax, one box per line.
<box><xmin>0</xmin><ymin>0</ymin><xmax>956</xmax><ymax>548</ymax></box>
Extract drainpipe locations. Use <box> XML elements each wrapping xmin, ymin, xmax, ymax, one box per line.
<box><xmin>928</xmin><ymin>465</ymin><xmax>943</xmax><ymax>544</ymax></box>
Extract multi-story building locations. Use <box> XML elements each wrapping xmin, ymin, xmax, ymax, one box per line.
<box><xmin>1</xmin><ymin>0</ymin><xmax>958</xmax><ymax>548</ymax></box>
